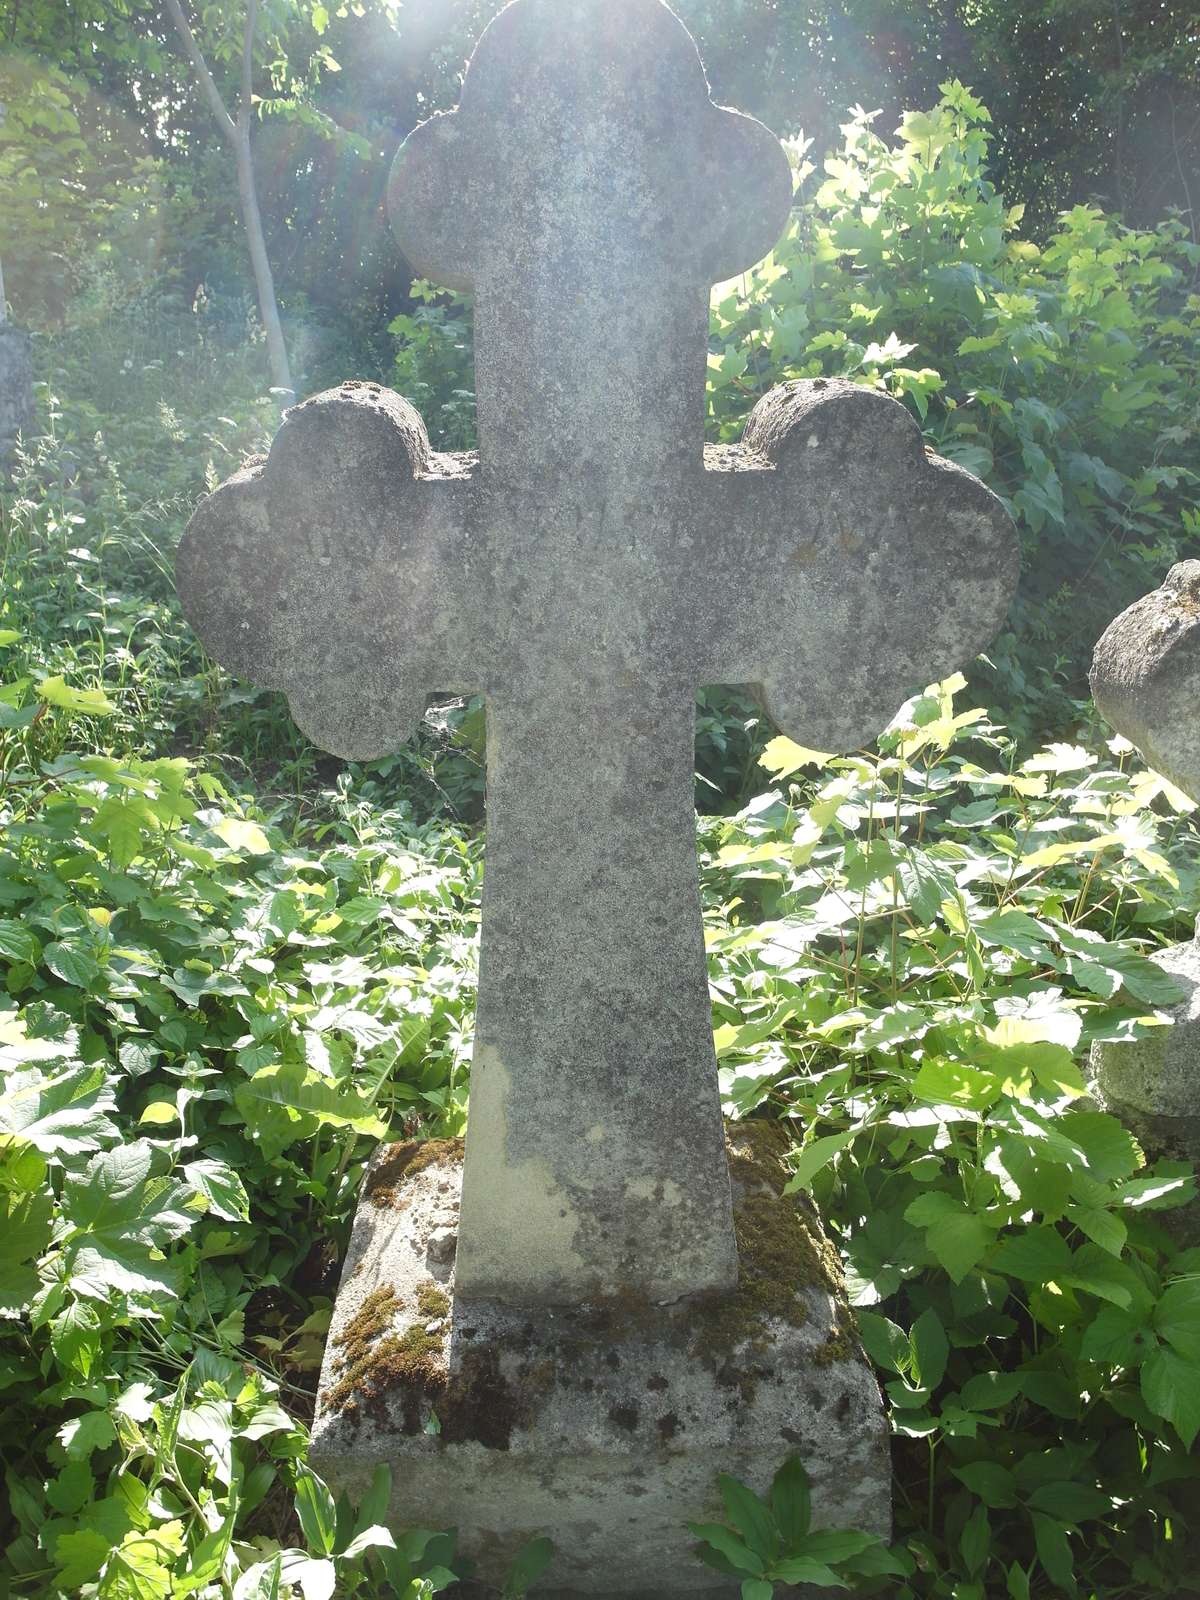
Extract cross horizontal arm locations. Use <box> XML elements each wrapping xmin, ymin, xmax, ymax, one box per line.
<box><xmin>686</xmin><ymin>380</ymin><xmax>1019</xmax><ymax>748</ymax></box>
<box><xmin>176</xmin><ymin>383</ymin><xmax>488</xmax><ymax>760</ymax></box>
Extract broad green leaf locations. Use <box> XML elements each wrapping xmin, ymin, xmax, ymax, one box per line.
<box><xmin>0</xmin><ymin>1137</ymin><xmax>48</xmax><ymax>1191</ymax></box>
<box><xmin>989</xmin><ymin>1226</ymin><xmax>1071</xmax><ymax>1283</ymax></box>
<box><xmin>50</xmin><ymin>1301</ymin><xmax>102</xmax><ymax>1377</ymax></box>
<box><xmin>760</xmin><ymin>736</ymin><xmax>832</xmax><ymax>777</ymax></box>
<box><xmin>688</xmin><ymin>1522</ymin><xmax>764</xmax><ymax>1576</ymax></box>
<box><xmin>214</xmin><ymin>817</ymin><xmax>272</xmax><ymax>856</ymax></box>
<box><xmin>353</xmin><ymin>1463</ymin><xmax>393</xmax><ymax>1536</ymax></box>
<box><xmin>912</xmin><ymin>1059</ymin><xmax>1003</xmax><ymax>1111</ymax></box>
<box><xmin>1027</xmin><ymin>1481</ymin><xmax>1109</xmax><ymax>1523</ymax></box>
<box><xmin>68</xmin><ymin>1243</ymin><xmax>177</xmax><ymax>1302</ymax></box>
<box><xmin>1007</xmin><ymin>1561</ymin><xmax>1032</xmax><ymax>1600</ymax></box>
<box><xmin>1141</xmin><ymin>1345</ymin><xmax>1200</xmax><ymax>1446</ymax></box>
<box><xmin>771</xmin><ymin>1556</ymin><xmax>847</xmax><ymax>1587</ymax></box>
<box><xmin>1061</xmin><ymin>1245</ymin><xmax>1139</xmax><ymax>1307</ymax></box>
<box><xmin>0</xmin><ymin>1189</ymin><xmax>53</xmax><ymax>1315</ymax></box>
<box><xmin>98</xmin><ymin>1524</ymin><xmax>184</xmax><ymax>1599</ymax></box>
<box><xmin>184</xmin><ymin>1158</ymin><xmax>250</xmax><ymax>1222</ymax></box>
<box><xmin>58</xmin><ymin>1409</ymin><xmax>117</xmax><ymax>1459</ymax></box>
<box><xmin>905</xmin><ymin>1192</ymin><xmax>993</xmax><ymax>1282</ymax></box>
<box><xmin>1055</xmin><ymin>930</ymin><xmax>1186</xmax><ymax>1007</ymax></box>
<box><xmin>1066</xmin><ymin>1204</ymin><xmax>1126</xmax><ymax>1257</ymax></box>
<box><xmin>173</xmin><ymin>1512</ymin><xmax>236</xmax><ymax>1595</ymax></box>
<box><xmin>0</xmin><ymin>920</ymin><xmax>41</xmax><ymax>964</ymax></box>
<box><xmin>973</xmin><ymin>909</ymin><xmax>1052</xmax><ymax>957</ymax></box>
<box><xmin>502</xmin><ymin>1535</ymin><xmax>555</xmax><ymax>1596</ymax></box>
<box><xmin>855</xmin><ymin>1311</ymin><xmax>908</xmax><ymax>1374</ymax></box>
<box><xmin>233</xmin><ymin>1554</ymin><xmax>283</xmax><ymax>1600</ymax></box>
<box><xmin>138</xmin><ymin>1101</ymin><xmax>177</xmax><ymax>1126</ymax></box>
<box><xmin>1080</xmin><ymin>1305</ymin><xmax>1146</xmax><ymax>1365</ymax></box>
<box><xmin>959</xmin><ymin>1503</ymin><xmax>989</xmax><ymax>1576</ymax></box>
<box><xmin>769</xmin><ymin>1455</ymin><xmax>811</xmax><ymax>1545</ymax></box>
<box><xmin>38</xmin><ymin>675</ymin><xmax>116</xmax><ymax>717</ymax></box>
<box><xmin>798</xmin><ymin>1529</ymin><xmax>880</xmax><ymax>1562</ymax></box>
<box><xmin>1030</xmin><ymin>1514</ymin><xmax>1075</xmax><ymax>1592</ymax></box>
<box><xmin>339</xmin><ymin>1525</ymin><xmax>396</xmax><ymax>1560</ymax></box>
<box><xmin>1056</xmin><ymin>1112</ymin><xmax>1141</xmax><ymax>1182</ymax></box>
<box><xmin>54</xmin><ymin>1528</ymin><xmax>112</xmax><ymax>1589</ymax></box>
<box><xmin>910</xmin><ymin>1307</ymin><xmax>949</xmax><ymax>1390</ymax></box>
<box><xmin>294</xmin><ymin>1464</ymin><xmax>337</xmax><ymax>1556</ymax></box>
<box><xmin>719</xmin><ymin>1474</ymin><xmax>779</xmax><ymax>1560</ymax></box>
<box><xmin>957</xmin><ymin>1371</ymin><xmax>1020</xmax><ymax>1411</ymax></box>
<box><xmin>783</xmin><ymin>1130</ymin><xmax>857</xmax><ymax>1192</ymax></box>
<box><xmin>951</xmin><ymin>1461</ymin><xmax>1017</xmax><ymax>1508</ymax></box>
<box><xmin>94</xmin><ymin>797</ymin><xmax>152</xmax><ymax>868</ymax></box>
<box><xmin>1154</xmin><ymin>1278</ymin><xmax>1200</xmax><ymax>1360</ymax></box>
<box><xmin>0</xmin><ymin>1065</ymin><xmax>118</xmax><ymax>1155</ymax></box>
<box><xmin>235</xmin><ymin>1065</ymin><xmax>387</xmax><ymax>1139</ymax></box>
<box><xmin>1117</xmin><ymin>1173</ymin><xmax>1195</xmax><ymax>1210</ymax></box>
<box><xmin>43</xmin><ymin>940</ymin><xmax>102</xmax><ymax>988</ymax></box>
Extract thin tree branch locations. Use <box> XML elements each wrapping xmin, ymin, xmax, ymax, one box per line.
<box><xmin>239</xmin><ymin>0</ymin><xmax>259</xmax><ymax>134</ymax></box>
<box><xmin>162</xmin><ymin>0</ymin><xmax>236</xmax><ymax>143</ymax></box>
<box><xmin>1170</xmin><ymin>94</ymin><xmax>1197</xmax><ymax>247</ymax></box>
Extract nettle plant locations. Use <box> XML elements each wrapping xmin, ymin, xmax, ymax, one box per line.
<box><xmin>701</xmin><ymin>675</ymin><xmax>1200</xmax><ymax>1598</ymax></box>
<box><xmin>1</xmin><ymin>665</ymin><xmax>1198</xmax><ymax>1598</ymax></box>
<box><xmin>0</xmin><ymin>693</ymin><xmax>479</xmax><ymax>1595</ymax></box>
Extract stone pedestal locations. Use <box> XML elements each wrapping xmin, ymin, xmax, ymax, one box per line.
<box><xmin>0</xmin><ymin>323</ymin><xmax>33</xmax><ymax>473</ymax></box>
<box><xmin>1089</xmin><ymin>924</ymin><xmax>1200</xmax><ymax>1169</ymax></box>
<box><xmin>311</xmin><ymin>1124</ymin><xmax>890</xmax><ymax>1599</ymax></box>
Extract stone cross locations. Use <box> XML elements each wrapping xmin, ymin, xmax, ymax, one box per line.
<box><xmin>1089</xmin><ymin>563</ymin><xmax>1200</xmax><ymax>1187</ymax></box>
<box><xmin>177</xmin><ymin>0</ymin><xmax>1017</xmax><ymax>1309</ymax></box>
<box><xmin>1091</xmin><ymin>561</ymin><xmax>1200</xmax><ymax>803</ymax></box>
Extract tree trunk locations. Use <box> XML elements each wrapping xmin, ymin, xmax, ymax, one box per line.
<box><xmin>234</xmin><ymin>128</ymin><xmax>292</xmax><ymax>399</ymax></box>
<box><xmin>164</xmin><ymin>0</ymin><xmax>294</xmax><ymax>404</ymax></box>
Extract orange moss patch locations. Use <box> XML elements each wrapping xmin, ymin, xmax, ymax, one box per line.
<box><xmin>364</xmin><ymin>1137</ymin><xmax>465</xmax><ymax>1208</ymax></box>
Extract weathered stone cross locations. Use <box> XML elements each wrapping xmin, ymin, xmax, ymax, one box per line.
<box><xmin>178</xmin><ymin>0</ymin><xmax>1017</xmax><ymax>1308</ymax></box>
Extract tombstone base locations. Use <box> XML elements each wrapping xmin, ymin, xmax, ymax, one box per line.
<box><xmin>1088</xmin><ymin>932</ymin><xmax>1200</xmax><ymax>1240</ymax></box>
<box><xmin>311</xmin><ymin>1123</ymin><xmax>890</xmax><ymax>1597</ymax></box>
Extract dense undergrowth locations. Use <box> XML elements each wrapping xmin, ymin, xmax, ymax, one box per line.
<box><xmin>2</xmin><ymin>643</ymin><xmax>1198</xmax><ymax>1598</ymax></box>
<box><xmin>1</xmin><ymin>86</ymin><xmax>1199</xmax><ymax>1600</ymax></box>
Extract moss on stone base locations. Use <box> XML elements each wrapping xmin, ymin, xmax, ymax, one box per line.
<box><xmin>417</xmin><ymin>1281</ymin><xmax>451</xmax><ymax>1320</ymax></box>
<box><xmin>325</xmin><ymin>1285</ymin><xmax>448</xmax><ymax>1422</ymax></box>
<box><xmin>365</xmin><ymin>1137</ymin><xmax>466</xmax><ymax>1209</ymax></box>
<box><xmin>326</xmin><ymin>1117</ymin><xmax>861</xmax><ymax>1446</ymax></box>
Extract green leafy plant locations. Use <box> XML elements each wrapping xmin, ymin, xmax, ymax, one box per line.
<box><xmin>501</xmin><ymin>1536</ymin><xmax>555</xmax><ymax>1598</ymax></box>
<box><xmin>689</xmin><ymin>1457</ymin><xmax>905</xmax><ymax>1594</ymax></box>
<box><xmin>708</xmin><ymin>86</ymin><xmax>1200</xmax><ymax>737</ymax></box>
<box><xmin>703</xmin><ymin>676</ymin><xmax>1200</xmax><ymax>1597</ymax></box>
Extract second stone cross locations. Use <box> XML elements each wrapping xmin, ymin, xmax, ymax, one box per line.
<box><xmin>177</xmin><ymin>0</ymin><xmax>1018</xmax><ymax>1591</ymax></box>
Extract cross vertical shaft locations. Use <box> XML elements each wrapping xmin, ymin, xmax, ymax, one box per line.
<box><xmin>458</xmin><ymin>670</ymin><xmax>735</xmax><ymax>1302</ymax></box>
<box><xmin>474</xmin><ymin>273</ymin><xmax>709</xmax><ymax>484</ymax></box>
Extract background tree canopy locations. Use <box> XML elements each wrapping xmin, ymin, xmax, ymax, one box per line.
<box><xmin>3</xmin><ymin>0</ymin><xmax>1198</xmax><ymax>319</ymax></box>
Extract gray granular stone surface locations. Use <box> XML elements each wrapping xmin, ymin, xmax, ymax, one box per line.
<box><xmin>1091</xmin><ymin>561</ymin><xmax>1200</xmax><ymax>801</ymax></box>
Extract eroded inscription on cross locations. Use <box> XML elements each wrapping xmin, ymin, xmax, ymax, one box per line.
<box><xmin>177</xmin><ymin>0</ymin><xmax>1018</xmax><ymax>1307</ymax></box>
